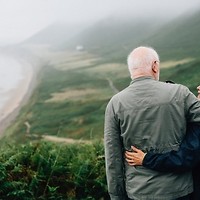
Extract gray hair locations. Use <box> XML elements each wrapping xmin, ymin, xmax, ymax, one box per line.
<box><xmin>127</xmin><ymin>46</ymin><xmax>159</xmax><ymax>74</ymax></box>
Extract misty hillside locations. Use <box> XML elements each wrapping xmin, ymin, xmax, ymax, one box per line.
<box><xmin>63</xmin><ymin>9</ymin><xmax>200</xmax><ymax>61</ymax></box>
<box><xmin>57</xmin><ymin>16</ymin><xmax>165</xmax><ymax>61</ymax></box>
<box><xmin>23</xmin><ymin>8</ymin><xmax>200</xmax><ymax>62</ymax></box>
<box><xmin>145</xmin><ymin>9</ymin><xmax>200</xmax><ymax>60</ymax></box>
<box><xmin>23</xmin><ymin>16</ymin><xmax>165</xmax><ymax>62</ymax></box>
<box><xmin>23</xmin><ymin>22</ymin><xmax>86</xmax><ymax>47</ymax></box>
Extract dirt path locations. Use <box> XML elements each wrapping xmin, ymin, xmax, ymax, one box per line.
<box><xmin>106</xmin><ymin>78</ymin><xmax>119</xmax><ymax>94</ymax></box>
<box><xmin>41</xmin><ymin>135</ymin><xmax>92</xmax><ymax>144</ymax></box>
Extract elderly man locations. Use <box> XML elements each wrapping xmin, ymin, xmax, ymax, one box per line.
<box><xmin>104</xmin><ymin>46</ymin><xmax>200</xmax><ymax>200</ymax></box>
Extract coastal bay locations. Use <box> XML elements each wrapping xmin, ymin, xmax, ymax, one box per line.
<box><xmin>0</xmin><ymin>52</ymin><xmax>37</xmax><ymax>135</ymax></box>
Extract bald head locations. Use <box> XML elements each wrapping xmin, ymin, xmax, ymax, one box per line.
<box><xmin>127</xmin><ymin>46</ymin><xmax>160</xmax><ymax>80</ymax></box>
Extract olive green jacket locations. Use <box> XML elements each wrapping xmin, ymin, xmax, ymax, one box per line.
<box><xmin>104</xmin><ymin>76</ymin><xmax>200</xmax><ymax>200</ymax></box>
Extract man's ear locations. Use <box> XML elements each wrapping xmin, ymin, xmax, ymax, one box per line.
<box><xmin>152</xmin><ymin>61</ymin><xmax>157</xmax><ymax>73</ymax></box>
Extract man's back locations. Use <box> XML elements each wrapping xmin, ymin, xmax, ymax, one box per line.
<box><xmin>116</xmin><ymin>77</ymin><xmax>187</xmax><ymax>153</ymax></box>
<box><xmin>105</xmin><ymin>77</ymin><xmax>193</xmax><ymax>199</ymax></box>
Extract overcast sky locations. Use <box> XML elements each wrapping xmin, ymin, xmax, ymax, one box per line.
<box><xmin>0</xmin><ymin>0</ymin><xmax>200</xmax><ymax>45</ymax></box>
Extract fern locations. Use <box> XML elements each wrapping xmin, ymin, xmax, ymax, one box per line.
<box><xmin>0</xmin><ymin>141</ymin><xmax>108</xmax><ymax>199</ymax></box>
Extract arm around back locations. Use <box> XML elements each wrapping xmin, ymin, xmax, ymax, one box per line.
<box><xmin>143</xmin><ymin>123</ymin><xmax>200</xmax><ymax>172</ymax></box>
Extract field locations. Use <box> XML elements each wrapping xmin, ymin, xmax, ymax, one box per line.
<box><xmin>4</xmin><ymin>50</ymin><xmax>130</xmax><ymax>142</ymax></box>
<box><xmin>2</xmin><ymin>47</ymin><xmax>200</xmax><ymax>200</ymax></box>
<box><xmin>4</xmin><ymin>48</ymin><xmax>200</xmax><ymax>144</ymax></box>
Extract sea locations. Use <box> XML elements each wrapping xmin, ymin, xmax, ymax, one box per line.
<box><xmin>0</xmin><ymin>54</ymin><xmax>25</xmax><ymax>111</ymax></box>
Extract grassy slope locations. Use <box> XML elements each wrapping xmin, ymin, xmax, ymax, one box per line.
<box><xmin>161</xmin><ymin>59</ymin><xmax>200</xmax><ymax>92</ymax></box>
<box><xmin>145</xmin><ymin>10</ymin><xmax>200</xmax><ymax>60</ymax></box>
<box><xmin>5</xmin><ymin>52</ymin><xmax>127</xmax><ymax>141</ymax></box>
<box><xmin>1</xmin><ymin>58</ymin><xmax>200</xmax><ymax>197</ymax></box>
<box><xmin>1</xmin><ymin>9</ymin><xmax>200</xmax><ymax>200</ymax></box>
<box><xmin>5</xmin><ymin>51</ymin><xmax>200</xmax><ymax>143</ymax></box>
<box><xmin>57</xmin><ymin>16</ymin><xmax>165</xmax><ymax>63</ymax></box>
<box><xmin>3</xmin><ymin>9</ymin><xmax>200</xmax><ymax>142</ymax></box>
<box><xmin>61</xmin><ymin>9</ymin><xmax>200</xmax><ymax>63</ymax></box>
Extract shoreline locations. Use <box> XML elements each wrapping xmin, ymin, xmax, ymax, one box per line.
<box><xmin>0</xmin><ymin>53</ymin><xmax>40</xmax><ymax>136</ymax></box>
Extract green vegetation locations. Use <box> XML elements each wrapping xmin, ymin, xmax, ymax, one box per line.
<box><xmin>4</xmin><ymin>50</ymin><xmax>131</xmax><ymax>141</ymax></box>
<box><xmin>0</xmin><ymin>140</ymin><xmax>108</xmax><ymax>200</ymax></box>
<box><xmin>55</xmin><ymin>10</ymin><xmax>200</xmax><ymax>63</ymax></box>
<box><xmin>2</xmin><ymin>8</ymin><xmax>200</xmax><ymax>199</ymax></box>
<box><xmin>146</xmin><ymin>11</ymin><xmax>200</xmax><ymax>60</ymax></box>
<box><xmin>3</xmin><ymin>47</ymin><xmax>200</xmax><ymax>199</ymax></box>
<box><xmin>7</xmin><ymin>58</ymin><xmax>200</xmax><ymax>142</ymax></box>
<box><xmin>160</xmin><ymin>59</ymin><xmax>200</xmax><ymax>94</ymax></box>
<box><xmin>3</xmin><ymin>57</ymin><xmax>200</xmax><ymax>199</ymax></box>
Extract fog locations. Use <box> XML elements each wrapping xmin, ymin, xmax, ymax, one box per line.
<box><xmin>0</xmin><ymin>0</ymin><xmax>200</xmax><ymax>45</ymax></box>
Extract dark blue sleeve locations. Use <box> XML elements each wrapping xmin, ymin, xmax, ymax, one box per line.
<box><xmin>143</xmin><ymin>123</ymin><xmax>200</xmax><ymax>172</ymax></box>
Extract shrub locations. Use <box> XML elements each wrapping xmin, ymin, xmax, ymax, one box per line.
<box><xmin>0</xmin><ymin>141</ymin><xmax>109</xmax><ymax>200</ymax></box>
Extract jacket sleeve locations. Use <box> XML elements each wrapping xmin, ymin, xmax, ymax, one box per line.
<box><xmin>104</xmin><ymin>100</ymin><xmax>127</xmax><ymax>200</ymax></box>
<box><xmin>143</xmin><ymin>123</ymin><xmax>200</xmax><ymax>172</ymax></box>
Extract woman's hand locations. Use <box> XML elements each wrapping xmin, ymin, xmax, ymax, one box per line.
<box><xmin>125</xmin><ymin>146</ymin><xmax>146</xmax><ymax>166</ymax></box>
<box><xmin>197</xmin><ymin>86</ymin><xmax>200</xmax><ymax>99</ymax></box>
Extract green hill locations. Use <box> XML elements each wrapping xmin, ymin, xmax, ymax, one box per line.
<box><xmin>58</xmin><ymin>16</ymin><xmax>165</xmax><ymax>62</ymax></box>
<box><xmin>60</xmin><ymin>8</ymin><xmax>200</xmax><ymax>62</ymax></box>
<box><xmin>145</xmin><ymin>9</ymin><xmax>200</xmax><ymax>60</ymax></box>
<box><xmin>2</xmin><ymin>8</ymin><xmax>200</xmax><ymax>199</ymax></box>
<box><xmin>22</xmin><ymin>22</ymin><xmax>86</xmax><ymax>47</ymax></box>
<box><xmin>5</xmin><ymin>8</ymin><xmax>200</xmax><ymax>142</ymax></box>
<box><xmin>24</xmin><ymin>7</ymin><xmax>200</xmax><ymax>61</ymax></box>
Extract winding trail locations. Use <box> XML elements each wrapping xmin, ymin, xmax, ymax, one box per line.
<box><xmin>25</xmin><ymin>121</ymin><xmax>92</xmax><ymax>145</ymax></box>
<box><xmin>45</xmin><ymin>76</ymin><xmax>120</xmax><ymax>145</ymax></box>
<box><xmin>41</xmin><ymin>135</ymin><xmax>92</xmax><ymax>144</ymax></box>
<box><xmin>106</xmin><ymin>78</ymin><xmax>119</xmax><ymax>94</ymax></box>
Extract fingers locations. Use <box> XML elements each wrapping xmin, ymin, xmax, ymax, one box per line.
<box><xmin>125</xmin><ymin>146</ymin><xmax>145</xmax><ymax>166</ymax></box>
<box><xmin>131</xmin><ymin>145</ymin><xmax>143</xmax><ymax>153</ymax></box>
<box><xmin>197</xmin><ymin>86</ymin><xmax>200</xmax><ymax>99</ymax></box>
<box><xmin>125</xmin><ymin>160</ymin><xmax>136</xmax><ymax>166</ymax></box>
<box><xmin>125</xmin><ymin>156</ymin><xmax>141</xmax><ymax>166</ymax></box>
<box><xmin>197</xmin><ymin>85</ymin><xmax>200</xmax><ymax>99</ymax></box>
<box><xmin>125</xmin><ymin>156</ymin><xmax>137</xmax><ymax>166</ymax></box>
<box><xmin>125</xmin><ymin>151</ymin><xmax>134</xmax><ymax>160</ymax></box>
<box><xmin>125</xmin><ymin>151</ymin><xmax>137</xmax><ymax>166</ymax></box>
<box><xmin>131</xmin><ymin>145</ymin><xmax>139</xmax><ymax>152</ymax></box>
<box><xmin>125</xmin><ymin>157</ymin><xmax>133</xmax><ymax>163</ymax></box>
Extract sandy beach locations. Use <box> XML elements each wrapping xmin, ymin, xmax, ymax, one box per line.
<box><xmin>0</xmin><ymin>52</ymin><xmax>39</xmax><ymax>136</ymax></box>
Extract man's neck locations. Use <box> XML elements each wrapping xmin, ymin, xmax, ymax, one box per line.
<box><xmin>131</xmin><ymin>73</ymin><xmax>154</xmax><ymax>80</ymax></box>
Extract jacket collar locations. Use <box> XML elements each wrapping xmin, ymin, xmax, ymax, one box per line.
<box><xmin>130</xmin><ymin>76</ymin><xmax>154</xmax><ymax>85</ymax></box>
